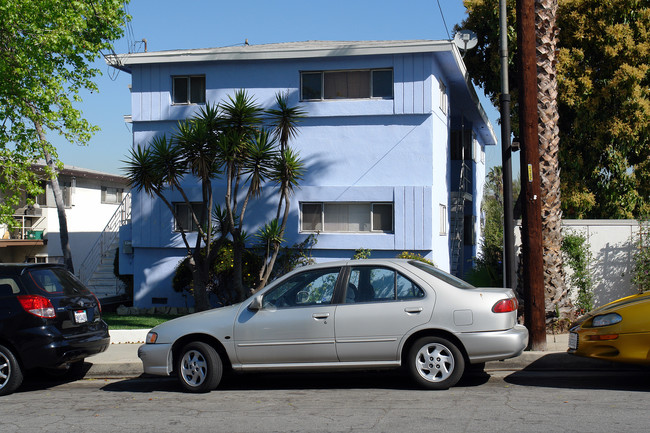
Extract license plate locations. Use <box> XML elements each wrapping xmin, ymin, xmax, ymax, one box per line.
<box><xmin>74</xmin><ymin>309</ymin><xmax>88</xmax><ymax>324</ymax></box>
<box><xmin>568</xmin><ymin>332</ymin><xmax>578</xmax><ymax>350</ymax></box>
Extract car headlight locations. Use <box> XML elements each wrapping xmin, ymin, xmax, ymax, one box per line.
<box><xmin>146</xmin><ymin>331</ymin><xmax>158</xmax><ymax>344</ymax></box>
<box><xmin>592</xmin><ymin>313</ymin><xmax>622</xmax><ymax>327</ymax></box>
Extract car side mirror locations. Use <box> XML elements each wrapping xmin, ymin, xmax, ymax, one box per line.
<box><xmin>248</xmin><ymin>295</ymin><xmax>263</xmax><ymax>311</ymax></box>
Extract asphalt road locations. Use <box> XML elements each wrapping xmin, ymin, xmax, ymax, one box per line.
<box><xmin>2</xmin><ymin>368</ymin><xmax>648</xmax><ymax>433</ymax></box>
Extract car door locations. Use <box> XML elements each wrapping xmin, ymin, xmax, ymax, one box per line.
<box><xmin>234</xmin><ymin>267</ymin><xmax>342</xmax><ymax>365</ymax></box>
<box><xmin>335</xmin><ymin>265</ymin><xmax>433</xmax><ymax>362</ymax></box>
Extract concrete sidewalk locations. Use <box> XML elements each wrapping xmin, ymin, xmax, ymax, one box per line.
<box><xmin>84</xmin><ymin>331</ymin><xmax>635</xmax><ymax>379</ymax></box>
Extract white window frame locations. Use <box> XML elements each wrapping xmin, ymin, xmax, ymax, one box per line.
<box><xmin>439</xmin><ymin>81</ymin><xmax>448</xmax><ymax>114</ymax></box>
<box><xmin>300</xmin><ymin>202</ymin><xmax>394</xmax><ymax>233</ymax></box>
<box><xmin>101</xmin><ymin>186</ymin><xmax>124</xmax><ymax>204</ymax></box>
<box><xmin>172</xmin><ymin>75</ymin><xmax>206</xmax><ymax>105</ymax></box>
<box><xmin>439</xmin><ymin>204</ymin><xmax>447</xmax><ymax>235</ymax></box>
<box><xmin>300</xmin><ymin>69</ymin><xmax>393</xmax><ymax>101</ymax></box>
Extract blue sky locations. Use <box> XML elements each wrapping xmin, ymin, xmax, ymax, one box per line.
<box><xmin>51</xmin><ymin>0</ymin><xmax>511</xmax><ymax>175</ymax></box>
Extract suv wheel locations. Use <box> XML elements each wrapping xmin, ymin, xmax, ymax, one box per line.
<box><xmin>0</xmin><ymin>344</ymin><xmax>23</xmax><ymax>396</ymax></box>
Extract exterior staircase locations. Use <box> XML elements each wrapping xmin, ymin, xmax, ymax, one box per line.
<box><xmin>78</xmin><ymin>193</ymin><xmax>131</xmax><ymax>304</ymax></box>
<box><xmin>450</xmin><ymin>160</ymin><xmax>471</xmax><ymax>277</ymax></box>
<box><xmin>85</xmin><ymin>238</ymin><xmax>126</xmax><ymax>302</ymax></box>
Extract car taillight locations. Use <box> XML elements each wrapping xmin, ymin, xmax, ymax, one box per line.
<box><xmin>92</xmin><ymin>292</ymin><xmax>102</xmax><ymax>314</ymax></box>
<box><xmin>17</xmin><ymin>295</ymin><xmax>56</xmax><ymax>318</ymax></box>
<box><xmin>492</xmin><ymin>298</ymin><xmax>518</xmax><ymax>313</ymax></box>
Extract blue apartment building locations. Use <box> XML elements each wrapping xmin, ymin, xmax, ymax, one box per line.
<box><xmin>109</xmin><ymin>40</ymin><xmax>496</xmax><ymax>308</ymax></box>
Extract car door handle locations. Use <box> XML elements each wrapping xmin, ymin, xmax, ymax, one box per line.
<box><xmin>404</xmin><ymin>307</ymin><xmax>423</xmax><ymax>314</ymax></box>
<box><xmin>312</xmin><ymin>313</ymin><xmax>330</xmax><ymax>320</ymax></box>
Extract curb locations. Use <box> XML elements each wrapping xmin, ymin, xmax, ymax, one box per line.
<box><xmin>109</xmin><ymin>329</ymin><xmax>149</xmax><ymax>344</ymax></box>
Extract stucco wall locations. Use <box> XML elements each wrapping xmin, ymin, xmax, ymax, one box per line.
<box><xmin>516</xmin><ymin>220</ymin><xmax>639</xmax><ymax>308</ymax></box>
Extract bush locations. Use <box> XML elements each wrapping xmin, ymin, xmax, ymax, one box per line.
<box><xmin>561</xmin><ymin>232</ymin><xmax>594</xmax><ymax>314</ymax></box>
<box><xmin>396</xmin><ymin>251</ymin><xmax>435</xmax><ymax>267</ymax></box>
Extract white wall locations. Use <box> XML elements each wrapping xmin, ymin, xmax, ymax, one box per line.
<box><xmin>516</xmin><ymin>220</ymin><xmax>639</xmax><ymax>308</ymax></box>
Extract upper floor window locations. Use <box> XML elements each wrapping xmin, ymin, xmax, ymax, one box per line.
<box><xmin>61</xmin><ymin>181</ymin><xmax>73</xmax><ymax>208</ymax></box>
<box><xmin>172</xmin><ymin>75</ymin><xmax>206</xmax><ymax>105</ymax></box>
<box><xmin>300</xmin><ymin>202</ymin><xmax>393</xmax><ymax>233</ymax></box>
<box><xmin>301</xmin><ymin>69</ymin><xmax>393</xmax><ymax>101</ymax></box>
<box><xmin>439</xmin><ymin>81</ymin><xmax>448</xmax><ymax>114</ymax></box>
<box><xmin>101</xmin><ymin>187</ymin><xmax>123</xmax><ymax>204</ymax></box>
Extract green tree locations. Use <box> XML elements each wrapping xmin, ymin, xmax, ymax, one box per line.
<box><xmin>0</xmin><ymin>0</ymin><xmax>128</xmax><ymax>271</ymax></box>
<box><xmin>461</xmin><ymin>0</ymin><xmax>650</xmax><ymax>219</ymax></box>
<box><xmin>472</xmin><ymin>166</ymin><xmax>520</xmax><ymax>287</ymax></box>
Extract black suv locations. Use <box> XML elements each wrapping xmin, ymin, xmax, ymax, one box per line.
<box><xmin>0</xmin><ymin>264</ymin><xmax>110</xmax><ymax>396</ymax></box>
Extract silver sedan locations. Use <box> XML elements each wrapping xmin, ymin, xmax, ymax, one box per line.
<box><xmin>138</xmin><ymin>259</ymin><xmax>528</xmax><ymax>392</ymax></box>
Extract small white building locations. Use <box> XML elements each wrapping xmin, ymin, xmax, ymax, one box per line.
<box><xmin>0</xmin><ymin>164</ymin><xmax>130</xmax><ymax>300</ymax></box>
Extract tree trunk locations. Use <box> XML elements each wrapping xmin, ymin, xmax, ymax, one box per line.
<box><xmin>535</xmin><ymin>0</ymin><xmax>570</xmax><ymax>322</ymax></box>
<box><xmin>189</xmin><ymin>256</ymin><xmax>210</xmax><ymax>311</ymax></box>
<box><xmin>33</xmin><ymin>120</ymin><xmax>74</xmax><ymax>273</ymax></box>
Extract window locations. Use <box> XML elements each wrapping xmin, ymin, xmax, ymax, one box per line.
<box><xmin>174</xmin><ymin>202</ymin><xmax>205</xmax><ymax>232</ymax></box>
<box><xmin>172</xmin><ymin>75</ymin><xmax>206</xmax><ymax>104</ymax></box>
<box><xmin>439</xmin><ymin>204</ymin><xmax>447</xmax><ymax>235</ymax></box>
<box><xmin>61</xmin><ymin>181</ymin><xmax>73</xmax><ymax>208</ymax></box>
<box><xmin>26</xmin><ymin>267</ymin><xmax>89</xmax><ymax>296</ymax></box>
<box><xmin>263</xmin><ymin>268</ymin><xmax>340</xmax><ymax>308</ymax></box>
<box><xmin>301</xmin><ymin>69</ymin><xmax>393</xmax><ymax>100</ymax></box>
<box><xmin>451</xmin><ymin>130</ymin><xmax>473</xmax><ymax>161</ymax></box>
<box><xmin>101</xmin><ymin>187</ymin><xmax>123</xmax><ymax>204</ymax></box>
<box><xmin>300</xmin><ymin>202</ymin><xmax>393</xmax><ymax>233</ymax></box>
<box><xmin>439</xmin><ymin>81</ymin><xmax>448</xmax><ymax>114</ymax></box>
<box><xmin>409</xmin><ymin>260</ymin><xmax>475</xmax><ymax>290</ymax></box>
<box><xmin>34</xmin><ymin>181</ymin><xmax>47</xmax><ymax>206</ymax></box>
<box><xmin>346</xmin><ymin>266</ymin><xmax>424</xmax><ymax>303</ymax></box>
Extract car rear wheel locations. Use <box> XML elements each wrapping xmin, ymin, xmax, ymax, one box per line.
<box><xmin>408</xmin><ymin>336</ymin><xmax>464</xmax><ymax>390</ymax></box>
<box><xmin>0</xmin><ymin>344</ymin><xmax>23</xmax><ymax>396</ymax></box>
<box><xmin>176</xmin><ymin>342</ymin><xmax>222</xmax><ymax>393</ymax></box>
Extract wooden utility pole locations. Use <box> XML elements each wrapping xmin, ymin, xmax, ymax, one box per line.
<box><xmin>516</xmin><ymin>0</ymin><xmax>547</xmax><ymax>350</ymax></box>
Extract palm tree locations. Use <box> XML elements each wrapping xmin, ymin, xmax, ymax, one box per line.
<box><xmin>256</xmin><ymin>91</ymin><xmax>306</xmax><ymax>291</ymax></box>
<box><xmin>217</xmin><ymin>90</ymin><xmax>266</xmax><ymax>300</ymax></box>
<box><xmin>536</xmin><ymin>0</ymin><xmax>570</xmax><ymax>320</ymax></box>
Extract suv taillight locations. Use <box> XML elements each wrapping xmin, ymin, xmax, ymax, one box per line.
<box><xmin>17</xmin><ymin>295</ymin><xmax>56</xmax><ymax>318</ymax></box>
<box><xmin>91</xmin><ymin>293</ymin><xmax>102</xmax><ymax>314</ymax></box>
<box><xmin>492</xmin><ymin>298</ymin><xmax>518</xmax><ymax>313</ymax></box>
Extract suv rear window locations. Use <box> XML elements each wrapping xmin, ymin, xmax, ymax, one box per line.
<box><xmin>0</xmin><ymin>277</ymin><xmax>21</xmax><ymax>294</ymax></box>
<box><xmin>26</xmin><ymin>268</ymin><xmax>89</xmax><ymax>296</ymax></box>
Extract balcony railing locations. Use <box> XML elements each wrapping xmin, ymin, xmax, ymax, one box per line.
<box><xmin>0</xmin><ymin>211</ymin><xmax>46</xmax><ymax>242</ymax></box>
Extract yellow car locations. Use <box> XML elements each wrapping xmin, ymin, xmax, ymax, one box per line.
<box><xmin>568</xmin><ymin>291</ymin><xmax>650</xmax><ymax>365</ymax></box>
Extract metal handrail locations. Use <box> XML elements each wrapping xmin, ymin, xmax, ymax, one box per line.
<box><xmin>78</xmin><ymin>192</ymin><xmax>131</xmax><ymax>284</ymax></box>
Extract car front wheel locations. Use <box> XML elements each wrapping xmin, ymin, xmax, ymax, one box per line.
<box><xmin>0</xmin><ymin>344</ymin><xmax>23</xmax><ymax>396</ymax></box>
<box><xmin>176</xmin><ymin>342</ymin><xmax>223</xmax><ymax>393</ymax></box>
<box><xmin>408</xmin><ymin>336</ymin><xmax>464</xmax><ymax>390</ymax></box>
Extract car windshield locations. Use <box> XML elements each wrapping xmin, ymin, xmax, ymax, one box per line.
<box><xmin>26</xmin><ymin>267</ymin><xmax>90</xmax><ymax>296</ymax></box>
<box><xmin>408</xmin><ymin>260</ymin><xmax>476</xmax><ymax>290</ymax></box>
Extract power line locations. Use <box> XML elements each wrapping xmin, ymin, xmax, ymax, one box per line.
<box><xmin>436</xmin><ymin>0</ymin><xmax>452</xmax><ymax>40</ymax></box>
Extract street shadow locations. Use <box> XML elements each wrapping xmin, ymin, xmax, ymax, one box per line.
<box><xmin>14</xmin><ymin>362</ymin><xmax>94</xmax><ymax>394</ymax></box>
<box><xmin>101</xmin><ymin>368</ymin><xmax>490</xmax><ymax>393</ymax></box>
<box><xmin>503</xmin><ymin>353</ymin><xmax>650</xmax><ymax>392</ymax></box>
